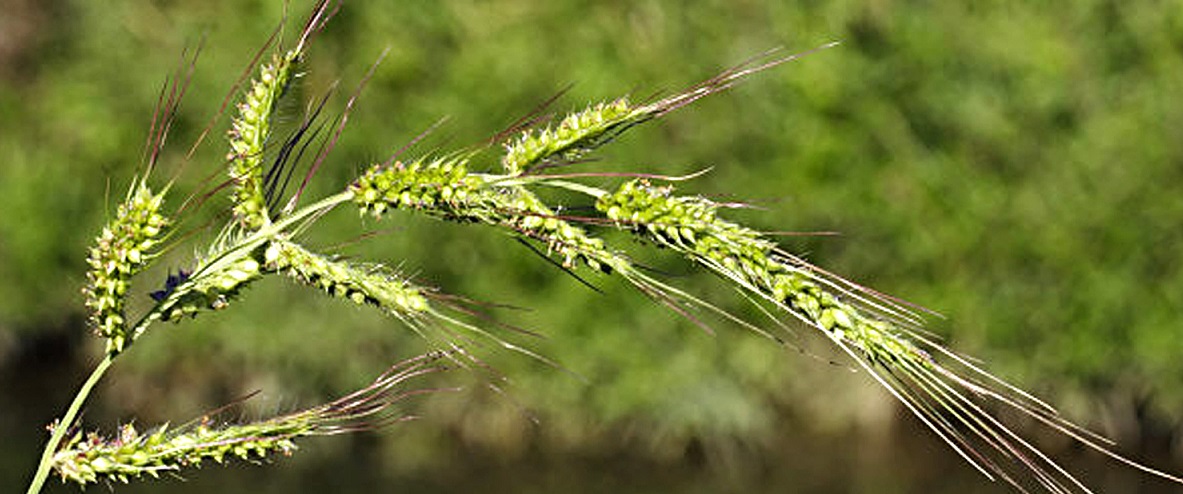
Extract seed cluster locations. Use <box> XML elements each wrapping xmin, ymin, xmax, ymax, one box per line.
<box><xmin>52</xmin><ymin>351</ymin><xmax>448</xmax><ymax>487</ymax></box>
<box><xmin>265</xmin><ymin>239</ymin><xmax>429</xmax><ymax>314</ymax></box>
<box><xmin>352</xmin><ymin>158</ymin><xmax>484</xmax><ymax>220</ymax></box>
<box><xmin>597</xmin><ymin>179</ymin><xmax>772</xmax><ymax>257</ymax></box>
<box><xmin>496</xmin><ymin>187</ymin><xmax>619</xmax><ymax>272</ymax></box>
<box><xmin>501</xmin><ymin>98</ymin><xmax>645</xmax><ymax>174</ymax></box>
<box><xmin>83</xmin><ymin>184</ymin><xmax>169</xmax><ymax>353</ymax></box>
<box><xmin>596</xmin><ymin>179</ymin><xmax>920</xmax><ymax>361</ymax></box>
<box><xmin>228</xmin><ymin>50</ymin><xmax>300</xmax><ymax>229</ymax></box>
<box><xmin>53</xmin><ymin>420</ymin><xmax>306</xmax><ymax>486</ymax></box>
<box><xmin>353</xmin><ymin>158</ymin><xmax>617</xmax><ymax>272</ymax></box>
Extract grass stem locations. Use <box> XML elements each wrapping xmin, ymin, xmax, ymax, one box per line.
<box><xmin>26</xmin><ymin>354</ymin><xmax>114</xmax><ymax>494</ymax></box>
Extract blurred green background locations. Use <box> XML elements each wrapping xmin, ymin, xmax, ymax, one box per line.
<box><xmin>3</xmin><ymin>0</ymin><xmax>1183</xmax><ymax>492</ymax></box>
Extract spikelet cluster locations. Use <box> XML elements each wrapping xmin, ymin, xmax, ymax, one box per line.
<box><xmin>52</xmin><ymin>352</ymin><xmax>450</xmax><ymax>487</ymax></box>
<box><xmin>83</xmin><ymin>183</ymin><xmax>169</xmax><ymax>353</ymax></box>
<box><xmin>352</xmin><ymin>157</ymin><xmax>485</xmax><ymax>219</ymax></box>
<box><xmin>52</xmin><ymin>421</ymin><xmax>304</xmax><ymax>486</ymax></box>
<box><xmin>157</xmin><ymin>254</ymin><xmax>263</xmax><ymax>322</ymax></box>
<box><xmin>264</xmin><ymin>239</ymin><xmax>429</xmax><ymax>313</ymax></box>
<box><xmin>501</xmin><ymin>98</ymin><xmax>646</xmax><ymax>174</ymax></box>
<box><xmin>597</xmin><ymin>179</ymin><xmax>770</xmax><ymax>254</ymax></box>
<box><xmin>352</xmin><ymin>158</ymin><xmax>616</xmax><ymax>272</ymax></box>
<box><xmin>506</xmin><ymin>189</ymin><xmax>616</xmax><ymax>272</ymax></box>
<box><xmin>227</xmin><ymin>50</ymin><xmax>300</xmax><ymax>229</ymax></box>
<box><xmin>596</xmin><ymin>179</ymin><xmax>923</xmax><ymax>363</ymax></box>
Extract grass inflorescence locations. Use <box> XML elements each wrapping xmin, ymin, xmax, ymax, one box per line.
<box><xmin>28</xmin><ymin>2</ymin><xmax>1183</xmax><ymax>494</ymax></box>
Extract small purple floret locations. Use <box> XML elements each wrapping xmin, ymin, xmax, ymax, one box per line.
<box><xmin>149</xmin><ymin>269</ymin><xmax>191</xmax><ymax>302</ymax></box>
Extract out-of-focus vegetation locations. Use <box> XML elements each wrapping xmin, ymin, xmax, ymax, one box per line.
<box><xmin>3</xmin><ymin>0</ymin><xmax>1182</xmax><ymax>492</ymax></box>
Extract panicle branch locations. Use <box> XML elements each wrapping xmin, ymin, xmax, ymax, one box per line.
<box><xmin>351</xmin><ymin>156</ymin><xmax>622</xmax><ymax>273</ymax></box>
<box><xmin>51</xmin><ymin>353</ymin><xmax>452</xmax><ymax>487</ymax></box>
<box><xmin>83</xmin><ymin>181</ymin><xmax>170</xmax><ymax>354</ymax></box>
<box><xmin>263</xmin><ymin>238</ymin><xmax>429</xmax><ymax>314</ymax></box>
<box><xmin>584</xmin><ymin>177</ymin><xmax>1183</xmax><ymax>493</ymax></box>
<box><xmin>501</xmin><ymin>98</ymin><xmax>648</xmax><ymax>175</ymax></box>
<box><xmin>498</xmin><ymin>45</ymin><xmax>839</xmax><ymax>177</ymax></box>
<box><xmin>226</xmin><ymin>48</ymin><xmax>302</xmax><ymax>230</ymax></box>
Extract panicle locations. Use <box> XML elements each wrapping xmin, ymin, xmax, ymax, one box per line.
<box><xmin>61</xmin><ymin>4</ymin><xmax>1181</xmax><ymax>489</ymax></box>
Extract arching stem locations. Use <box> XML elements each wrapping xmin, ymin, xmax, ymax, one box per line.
<box><xmin>26</xmin><ymin>354</ymin><xmax>115</xmax><ymax>494</ymax></box>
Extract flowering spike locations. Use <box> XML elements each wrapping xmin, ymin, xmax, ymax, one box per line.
<box><xmin>264</xmin><ymin>238</ymin><xmax>429</xmax><ymax>314</ymax></box>
<box><xmin>589</xmin><ymin>178</ymin><xmax>1183</xmax><ymax>492</ymax></box>
<box><xmin>351</xmin><ymin>157</ymin><xmax>623</xmax><ymax>274</ymax></box>
<box><xmin>227</xmin><ymin>49</ymin><xmax>301</xmax><ymax>230</ymax></box>
<box><xmin>501</xmin><ymin>98</ymin><xmax>647</xmax><ymax>174</ymax></box>
<box><xmin>51</xmin><ymin>354</ymin><xmax>450</xmax><ymax>487</ymax></box>
<box><xmin>83</xmin><ymin>182</ymin><xmax>170</xmax><ymax>354</ymax></box>
<box><xmin>498</xmin><ymin>45</ymin><xmax>841</xmax><ymax>176</ymax></box>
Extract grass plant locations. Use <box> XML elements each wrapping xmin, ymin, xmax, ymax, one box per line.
<box><xmin>25</xmin><ymin>2</ymin><xmax>1183</xmax><ymax>493</ymax></box>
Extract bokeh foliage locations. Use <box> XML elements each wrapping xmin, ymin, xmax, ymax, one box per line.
<box><xmin>2</xmin><ymin>0</ymin><xmax>1182</xmax><ymax>492</ymax></box>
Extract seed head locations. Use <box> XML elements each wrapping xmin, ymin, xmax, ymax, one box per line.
<box><xmin>501</xmin><ymin>98</ymin><xmax>645</xmax><ymax>174</ymax></box>
<box><xmin>83</xmin><ymin>183</ymin><xmax>170</xmax><ymax>353</ymax></box>
<box><xmin>51</xmin><ymin>352</ymin><xmax>451</xmax><ymax>487</ymax></box>
<box><xmin>227</xmin><ymin>50</ymin><xmax>301</xmax><ymax>230</ymax></box>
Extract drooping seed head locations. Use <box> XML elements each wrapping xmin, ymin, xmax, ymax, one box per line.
<box><xmin>52</xmin><ymin>352</ymin><xmax>451</xmax><ymax>487</ymax></box>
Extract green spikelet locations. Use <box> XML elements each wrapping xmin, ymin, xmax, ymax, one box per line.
<box><xmin>351</xmin><ymin>157</ymin><xmax>618</xmax><ymax>272</ymax></box>
<box><xmin>156</xmin><ymin>254</ymin><xmax>263</xmax><ymax>323</ymax></box>
<box><xmin>227</xmin><ymin>49</ymin><xmax>301</xmax><ymax>229</ymax></box>
<box><xmin>596</xmin><ymin>179</ymin><xmax>922</xmax><ymax>358</ymax></box>
<box><xmin>264</xmin><ymin>238</ymin><xmax>429</xmax><ymax>313</ymax></box>
<box><xmin>83</xmin><ymin>182</ymin><xmax>170</xmax><ymax>354</ymax></box>
<box><xmin>352</xmin><ymin>156</ymin><xmax>486</xmax><ymax>220</ymax></box>
<box><xmin>502</xmin><ymin>98</ymin><xmax>648</xmax><ymax>174</ymax></box>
